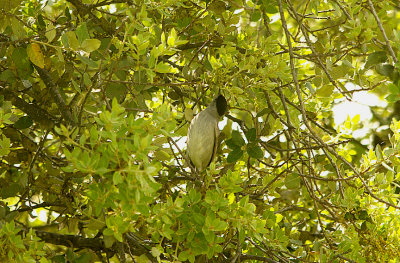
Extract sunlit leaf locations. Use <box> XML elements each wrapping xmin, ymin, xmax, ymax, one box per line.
<box><xmin>81</xmin><ymin>39</ymin><xmax>101</xmax><ymax>53</ymax></box>
<box><xmin>27</xmin><ymin>43</ymin><xmax>45</xmax><ymax>68</ymax></box>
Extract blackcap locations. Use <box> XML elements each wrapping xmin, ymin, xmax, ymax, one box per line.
<box><xmin>187</xmin><ymin>95</ymin><xmax>227</xmax><ymax>171</ymax></box>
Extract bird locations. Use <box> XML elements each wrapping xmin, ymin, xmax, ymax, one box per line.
<box><xmin>186</xmin><ymin>94</ymin><xmax>227</xmax><ymax>172</ymax></box>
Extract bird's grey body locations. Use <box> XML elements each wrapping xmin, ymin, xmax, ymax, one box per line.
<box><xmin>187</xmin><ymin>95</ymin><xmax>227</xmax><ymax>171</ymax></box>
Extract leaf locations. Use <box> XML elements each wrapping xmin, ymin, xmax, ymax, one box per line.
<box><xmin>262</xmin><ymin>1</ymin><xmax>278</xmax><ymax>13</ymax></box>
<box><xmin>364</xmin><ymin>51</ymin><xmax>387</xmax><ymax>69</ymax></box>
<box><xmin>316</xmin><ymin>85</ymin><xmax>334</xmax><ymax>97</ymax></box>
<box><xmin>11</xmin><ymin>17</ymin><xmax>25</xmax><ymax>40</ymax></box>
<box><xmin>227</xmin><ymin>148</ymin><xmax>243</xmax><ymax>163</ymax></box>
<box><xmin>11</xmin><ymin>47</ymin><xmax>33</xmax><ymax>79</ymax></box>
<box><xmin>36</xmin><ymin>16</ymin><xmax>44</xmax><ymax>31</ymax></box>
<box><xmin>1</xmin><ymin>183</ymin><xmax>20</xmax><ymax>198</ymax></box>
<box><xmin>27</xmin><ymin>43</ymin><xmax>45</xmax><ymax>68</ymax></box>
<box><xmin>151</xmin><ymin>247</ymin><xmax>162</xmax><ymax>258</ymax></box>
<box><xmin>14</xmin><ymin>116</ymin><xmax>33</xmax><ymax>129</ymax></box>
<box><xmin>113</xmin><ymin>172</ymin><xmax>123</xmax><ymax>185</ymax></box>
<box><xmin>0</xmin><ymin>135</ymin><xmax>11</xmax><ymax>157</ymax></box>
<box><xmin>65</xmin><ymin>31</ymin><xmax>79</xmax><ymax>50</ymax></box>
<box><xmin>250</xmin><ymin>10</ymin><xmax>261</xmax><ymax>22</ymax></box>
<box><xmin>184</xmin><ymin>108</ymin><xmax>193</xmax><ymax>121</ymax></box>
<box><xmin>78</xmin><ymin>55</ymin><xmax>98</xmax><ymax>68</ymax></box>
<box><xmin>76</xmin><ymin>22</ymin><xmax>89</xmax><ymax>44</ymax></box>
<box><xmin>45</xmin><ymin>23</ymin><xmax>56</xmax><ymax>42</ymax></box>
<box><xmin>0</xmin><ymin>0</ymin><xmax>22</xmax><ymax>11</ymax></box>
<box><xmin>154</xmin><ymin>62</ymin><xmax>171</xmax><ymax>73</ymax></box>
<box><xmin>385</xmin><ymin>94</ymin><xmax>399</xmax><ymax>103</ymax></box>
<box><xmin>285</xmin><ymin>173</ymin><xmax>301</xmax><ymax>189</ymax></box>
<box><xmin>167</xmin><ymin>28</ymin><xmax>177</xmax><ymax>46</ymax></box>
<box><xmin>105</xmin><ymin>83</ymin><xmax>127</xmax><ymax>102</ymax></box>
<box><xmin>208</xmin><ymin>0</ymin><xmax>226</xmax><ymax>14</ymax></box>
<box><xmin>246</xmin><ymin>143</ymin><xmax>263</xmax><ymax>159</ymax></box>
<box><xmin>154</xmin><ymin>149</ymin><xmax>171</xmax><ymax>161</ymax></box>
<box><xmin>204</xmin><ymin>59</ymin><xmax>213</xmax><ymax>71</ymax></box>
<box><xmin>256</xmin><ymin>108</ymin><xmax>270</xmax><ymax>117</ymax></box>
<box><xmin>0</xmin><ymin>69</ymin><xmax>16</xmax><ymax>83</ymax></box>
<box><xmin>245</xmin><ymin>128</ymin><xmax>257</xmax><ymax>142</ymax></box>
<box><xmin>103</xmin><ymin>232</ymin><xmax>116</xmax><ymax>248</ymax></box>
<box><xmin>81</xmin><ymin>39</ymin><xmax>101</xmax><ymax>53</ymax></box>
<box><xmin>376</xmin><ymin>64</ymin><xmax>394</xmax><ymax>77</ymax></box>
<box><xmin>231</xmin><ymin>130</ymin><xmax>245</xmax><ymax>147</ymax></box>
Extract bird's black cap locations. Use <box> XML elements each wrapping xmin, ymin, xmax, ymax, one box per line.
<box><xmin>216</xmin><ymin>95</ymin><xmax>227</xmax><ymax>116</ymax></box>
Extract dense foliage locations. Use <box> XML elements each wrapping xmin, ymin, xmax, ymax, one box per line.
<box><xmin>1</xmin><ymin>0</ymin><xmax>400</xmax><ymax>262</ymax></box>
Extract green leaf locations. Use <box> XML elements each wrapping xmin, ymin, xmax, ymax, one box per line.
<box><xmin>154</xmin><ymin>62</ymin><xmax>171</xmax><ymax>73</ymax></box>
<box><xmin>45</xmin><ymin>23</ymin><xmax>56</xmax><ymax>42</ymax></box>
<box><xmin>316</xmin><ymin>85</ymin><xmax>334</xmax><ymax>97</ymax></box>
<box><xmin>0</xmin><ymin>69</ymin><xmax>16</xmax><ymax>83</ymax></box>
<box><xmin>65</xmin><ymin>31</ymin><xmax>79</xmax><ymax>50</ymax></box>
<box><xmin>76</xmin><ymin>22</ymin><xmax>89</xmax><ymax>44</ymax></box>
<box><xmin>1</xmin><ymin>183</ymin><xmax>20</xmax><ymax>198</ymax></box>
<box><xmin>385</xmin><ymin>94</ymin><xmax>399</xmax><ymax>103</ymax></box>
<box><xmin>103</xmin><ymin>233</ymin><xmax>116</xmax><ymax>248</ymax></box>
<box><xmin>75</xmin><ymin>253</ymin><xmax>93</xmax><ymax>263</ymax></box>
<box><xmin>105</xmin><ymin>83</ymin><xmax>126</xmax><ymax>102</ymax></box>
<box><xmin>388</xmin><ymin>83</ymin><xmax>400</xmax><ymax>95</ymax></box>
<box><xmin>78</xmin><ymin>55</ymin><xmax>98</xmax><ymax>68</ymax></box>
<box><xmin>11</xmin><ymin>17</ymin><xmax>25</xmax><ymax>40</ymax></box>
<box><xmin>246</xmin><ymin>143</ymin><xmax>263</xmax><ymax>159</ymax></box>
<box><xmin>0</xmin><ymin>0</ymin><xmax>22</xmax><ymax>11</ymax></box>
<box><xmin>245</xmin><ymin>128</ymin><xmax>257</xmax><ymax>142</ymax></box>
<box><xmin>81</xmin><ymin>39</ymin><xmax>101</xmax><ymax>53</ymax></box>
<box><xmin>227</xmin><ymin>148</ymin><xmax>243</xmax><ymax>163</ymax></box>
<box><xmin>376</xmin><ymin>64</ymin><xmax>394</xmax><ymax>77</ymax></box>
<box><xmin>204</xmin><ymin>59</ymin><xmax>213</xmax><ymax>71</ymax></box>
<box><xmin>262</xmin><ymin>1</ymin><xmax>278</xmax><ymax>13</ymax></box>
<box><xmin>225</xmin><ymin>138</ymin><xmax>238</xmax><ymax>150</ymax></box>
<box><xmin>11</xmin><ymin>47</ymin><xmax>33</xmax><ymax>79</ymax></box>
<box><xmin>0</xmin><ymin>135</ymin><xmax>11</xmax><ymax>157</ymax></box>
<box><xmin>250</xmin><ymin>10</ymin><xmax>261</xmax><ymax>21</ymax></box>
<box><xmin>285</xmin><ymin>173</ymin><xmax>301</xmax><ymax>189</ymax></box>
<box><xmin>231</xmin><ymin>130</ymin><xmax>245</xmax><ymax>146</ymax></box>
<box><xmin>167</xmin><ymin>28</ymin><xmax>177</xmax><ymax>46</ymax></box>
<box><xmin>50</xmin><ymin>255</ymin><xmax>66</xmax><ymax>263</ymax></box>
<box><xmin>256</xmin><ymin>108</ymin><xmax>270</xmax><ymax>117</ymax></box>
<box><xmin>113</xmin><ymin>172</ymin><xmax>123</xmax><ymax>185</ymax></box>
<box><xmin>14</xmin><ymin>116</ymin><xmax>33</xmax><ymax>129</ymax></box>
<box><xmin>208</xmin><ymin>0</ymin><xmax>226</xmax><ymax>14</ymax></box>
<box><xmin>364</xmin><ymin>51</ymin><xmax>387</xmax><ymax>69</ymax></box>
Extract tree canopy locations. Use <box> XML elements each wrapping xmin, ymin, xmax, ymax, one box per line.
<box><xmin>1</xmin><ymin>0</ymin><xmax>400</xmax><ymax>262</ymax></box>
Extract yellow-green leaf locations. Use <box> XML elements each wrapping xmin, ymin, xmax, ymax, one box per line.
<box><xmin>184</xmin><ymin>108</ymin><xmax>193</xmax><ymax>121</ymax></box>
<box><xmin>66</xmin><ymin>31</ymin><xmax>79</xmax><ymax>50</ymax></box>
<box><xmin>81</xmin><ymin>39</ymin><xmax>101</xmax><ymax>53</ymax></box>
<box><xmin>11</xmin><ymin>17</ymin><xmax>25</xmax><ymax>40</ymax></box>
<box><xmin>154</xmin><ymin>62</ymin><xmax>171</xmax><ymax>73</ymax></box>
<box><xmin>27</xmin><ymin>43</ymin><xmax>45</xmax><ymax>68</ymax></box>
<box><xmin>0</xmin><ymin>0</ymin><xmax>22</xmax><ymax>11</ymax></box>
<box><xmin>45</xmin><ymin>23</ymin><xmax>56</xmax><ymax>42</ymax></box>
<box><xmin>167</xmin><ymin>28</ymin><xmax>177</xmax><ymax>46</ymax></box>
<box><xmin>316</xmin><ymin>85</ymin><xmax>334</xmax><ymax>97</ymax></box>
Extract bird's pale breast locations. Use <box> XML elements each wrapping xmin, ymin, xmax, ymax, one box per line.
<box><xmin>187</xmin><ymin>110</ymin><xmax>219</xmax><ymax>171</ymax></box>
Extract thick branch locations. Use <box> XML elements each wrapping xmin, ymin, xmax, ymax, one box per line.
<box><xmin>33</xmin><ymin>65</ymin><xmax>76</xmax><ymax>125</ymax></box>
<box><xmin>35</xmin><ymin>230</ymin><xmax>105</xmax><ymax>251</ymax></box>
<box><xmin>0</xmin><ymin>88</ymin><xmax>56</xmax><ymax>128</ymax></box>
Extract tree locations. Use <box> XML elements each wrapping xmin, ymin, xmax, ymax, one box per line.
<box><xmin>1</xmin><ymin>0</ymin><xmax>400</xmax><ymax>262</ymax></box>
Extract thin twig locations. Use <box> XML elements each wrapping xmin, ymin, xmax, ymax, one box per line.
<box><xmin>367</xmin><ymin>0</ymin><xmax>398</xmax><ymax>63</ymax></box>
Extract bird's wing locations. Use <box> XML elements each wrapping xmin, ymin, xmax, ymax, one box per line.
<box><xmin>206</xmin><ymin>122</ymin><xmax>219</xmax><ymax>168</ymax></box>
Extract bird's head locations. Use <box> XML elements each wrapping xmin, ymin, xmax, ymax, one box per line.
<box><xmin>215</xmin><ymin>94</ymin><xmax>227</xmax><ymax>117</ymax></box>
